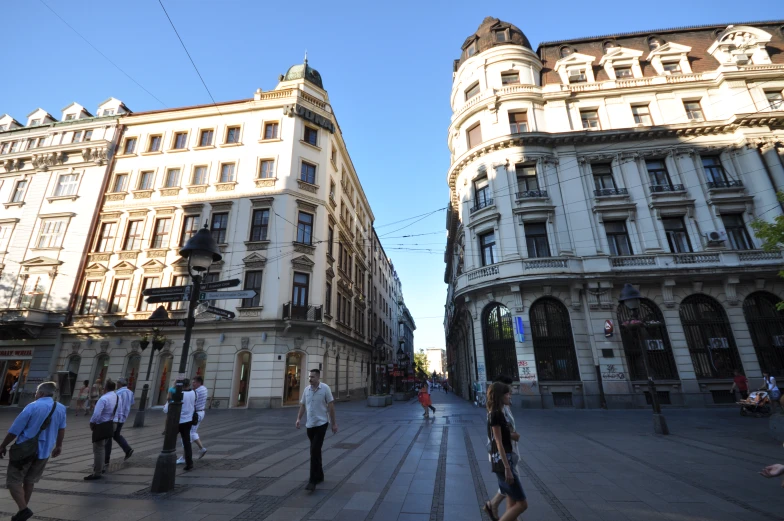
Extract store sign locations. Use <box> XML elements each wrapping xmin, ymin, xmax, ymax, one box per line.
<box><xmin>0</xmin><ymin>350</ymin><xmax>33</xmax><ymax>358</ymax></box>
<box><xmin>283</xmin><ymin>104</ymin><xmax>335</xmax><ymax>133</ymax></box>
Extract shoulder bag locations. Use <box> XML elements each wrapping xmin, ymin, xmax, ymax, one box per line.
<box><xmin>92</xmin><ymin>394</ymin><xmax>119</xmax><ymax>443</ymax></box>
<box><xmin>9</xmin><ymin>402</ymin><xmax>57</xmax><ymax>468</ymax></box>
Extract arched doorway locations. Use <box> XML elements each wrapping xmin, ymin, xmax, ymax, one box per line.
<box><xmin>92</xmin><ymin>354</ymin><xmax>110</xmax><ymax>386</ymax></box>
<box><xmin>154</xmin><ymin>353</ymin><xmax>173</xmax><ymax>406</ymax></box>
<box><xmin>482</xmin><ymin>303</ymin><xmax>518</xmax><ymax>382</ymax></box>
<box><xmin>530</xmin><ymin>298</ymin><xmax>580</xmax><ymax>381</ymax></box>
<box><xmin>679</xmin><ymin>295</ymin><xmax>742</xmax><ymax>378</ymax></box>
<box><xmin>192</xmin><ymin>351</ymin><xmax>208</xmax><ymax>380</ymax></box>
<box><xmin>125</xmin><ymin>354</ymin><xmax>141</xmax><ymax>392</ymax></box>
<box><xmin>65</xmin><ymin>356</ymin><xmax>81</xmax><ymax>404</ymax></box>
<box><xmin>233</xmin><ymin>351</ymin><xmax>252</xmax><ymax>407</ymax></box>
<box><xmin>743</xmin><ymin>292</ymin><xmax>784</xmax><ymax>375</ymax></box>
<box><xmin>617</xmin><ymin>299</ymin><xmax>678</xmax><ymax>380</ymax></box>
<box><xmin>284</xmin><ymin>352</ymin><xmax>302</xmax><ymax>405</ymax></box>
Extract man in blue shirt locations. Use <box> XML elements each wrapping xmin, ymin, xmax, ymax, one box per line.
<box><xmin>0</xmin><ymin>382</ymin><xmax>67</xmax><ymax>521</ymax></box>
<box><xmin>105</xmin><ymin>377</ymin><xmax>134</xmax><ymax>467</ymax></box>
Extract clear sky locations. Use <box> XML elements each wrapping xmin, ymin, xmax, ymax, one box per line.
<box><xmin>3</xmin><ymin>0</ymin><xmax>778</xmax><ymax>349</ymax></box>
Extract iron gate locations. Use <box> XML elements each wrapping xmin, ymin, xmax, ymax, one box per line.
<box><xmin>617</xmin><ymin>299</ymin><xmax>679</xmax><ymax>380</ymax></box>
<box><xmin>482</xmin><ymin>303</ymin><xmax>518</xmax><ymax>381</ymax></box>
<box><xmin>530</xmin><ymin>298</ymin><xmax>580</xmax><ymax>381</ymax></box>
<box><xmin>743</xmin><ymin>292</ymin><xmax>784</xmax><ymax>376</ymax></box>
<box><xmin>679</xmin><ymin>295</ymin><xmax>742</xmax><ymax>378</ymax></box>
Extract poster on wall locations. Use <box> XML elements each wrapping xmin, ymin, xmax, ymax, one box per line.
<box><xmin>513</xmin><ymin>316</ymin><xmax>525</xmax><ymax>343</ymax></box>
<box><xmin>604</xmin><ymin>320</ymin><xmax>614</xmax><ymax>338</ymax></box>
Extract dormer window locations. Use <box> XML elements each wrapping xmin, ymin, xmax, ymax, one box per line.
<box><xmin>662</xmin><ymin>61</ymin><xmax>681</xmax><ymax>74</ymax></box>
<box><xmin>614</xmin><ymin>67</ymin><xmax>633</xmax><ymax>79</ymax></box>
<box><xmin>466</xmin><ymin>42</ymin><xmax>477</xmax><ymax>58</ymax></box>
<box><xmin>559</xmin><ymin>46</ymin><xmax>573</xmax><ymax>58</ymax></box>
<box><xmin>103</xmin><ymin>109</ymin><xmax>115</xmax><ymax>116</ymax></box>
<box><xmin>568</xmin><ymin>69</ymin><xmax>587</xmax><ymax>83</ymax></box>
<box><xmin>64</xmin><ymin>114</ymin><xmax>76</xmax><ymax>121</ymax></box>
<box><xmin>465</xmin><ymin>82</ymin><xmax>480</xmax><ymax>101</ymax></box>
<box><xmin>501</xmin><ymin>72</ymin><xmax>519</xmax><ymax>85</ymax></box>
<box><xmin>29</xmin><ymin>119</ymin><xmax>41</xmax><ymax>127</ymax></box>
<box><xmin>495</xmin><ymin>29</ymin><xmax>509</xmax><ymax>42</ymax></box>
<box><xmin>648</xmin><ymin>37</ymin><xmax>663</xmax><ymax>50</ymax></box>
<box><xmin>767</xmin><ymin>91</ymin><xmax>784</xmax><ymax>110</ymax></box>
<box><xmin>603</xmin><ymin>41</ymin><xmax>618</xmax><ymax>54</ymax></box>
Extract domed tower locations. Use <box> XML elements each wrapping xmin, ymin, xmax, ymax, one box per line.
<box><xmin>274</xmin><ymin>54</ymin><xmax>329</xmax><ymax>104</ymax></box>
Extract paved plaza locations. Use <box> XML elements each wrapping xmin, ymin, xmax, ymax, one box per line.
<box><xmin>0</xmin><ymin>392</ymin><xmax>781</xmax><ymax>521</ymax></box>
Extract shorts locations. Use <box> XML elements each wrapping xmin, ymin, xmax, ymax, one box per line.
<box><xmin>7</xmin><ymin>457</ymin><xmax>49</xmax><ymax>486</ymax></box>
<box><xmin>190</xmin><ymin>411</ymin><xmax>205</xmax><ymax>441</ymax></box>
<box><xmin>495</xmin><ymin>465</ymin><xmax>526</xmax><ymax>502</ymax></box>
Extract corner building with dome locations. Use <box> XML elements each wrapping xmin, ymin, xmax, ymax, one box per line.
<box><xmin>444</xmin><ymin>18</ymin><xmax>784</xmax><ymax>408</ymax></box>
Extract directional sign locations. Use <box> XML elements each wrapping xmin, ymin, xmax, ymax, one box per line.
<box><xmin>114</xmin><ymin>319</ymin><xmax>186</xmax><ymax>328</ymax></box>
<box><xmin>204</xmin><ymin>306</ymin><xmax>236</xmax><ymax>319</ymax></box>
<box><xmin>144</xmin><ymin>286</ymin><xmax>191</xmax><ymax>304</ymax></box>
<box><xmin>199</xmin><ymin>290</ymin><xmax>256</xmax><ymax>300</ymax></box>
<box><xmin>201</xmin><ymin>278</ymin><xmax>241</xmax><ymax>291</ymax></box>
<box><xmin>142</xmin><ymin>285</ymin><xmax>191</xmax><ymax>297</ymax></box>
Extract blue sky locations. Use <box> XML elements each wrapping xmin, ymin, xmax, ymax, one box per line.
<box><xmin>3</xmin><ymin>0</ymin><xmax>777</xmax><ymax>350</ymax></box>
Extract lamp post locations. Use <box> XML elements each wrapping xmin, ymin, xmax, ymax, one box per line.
<box><xmin>618</xmin><ymin>283</ymin><xmax>669</xmax><ymax>435</ymax></box>
<box><xmin>133</xmin><ymin>307</ymin><xmax>168</xmax><ymax>428</ymax></box>
<box><xmin>373</xmin><ymin>336</ymin><xmax>384</xmax><ymax>395</ymax></box>
<box><xmin>151</xmin><ymin>225</ymin><xmax>221</xmax><ymax>492</ymax></box>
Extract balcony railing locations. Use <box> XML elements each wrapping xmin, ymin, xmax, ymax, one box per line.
<box><xmin>594</xmin><ymin>187</ymin><xmax>628</xmax><ymax>197</ymax></box>
<box><xmin>466</xmin><ymin>265</ymin><xmax>499</xmax><ymax>281</ymax></box>
<box><xmin>283</xmin><ymin>303</ymin><xmax>323</xmax><ymax>322</ymax></box>
<box><xmin>706</xmin><ymin>179</ymin><xmax>743</xmax><ymax>189</ymax></box>
<box><xmin>673</xmin><ymin>253</ymin><xmax>721</xmax><ymax>264</ymax></box>
<box><xmin>516</xmin><ymin>190</ymin><xmax>548</xmax><ymax>199</ymax></box>
<box><xmin>524</xmin><ymin>258</ymin><xmax>568</xmax><ymax>269</ymax></box>
<box><xmin>470</xmin><ymin>198</ymin><xmax>494</xmax><ymax>214</ymax></box>
<box><xmin>738</xmin><ymin>250</ymin><xmax>783</xmax><ymax>262</ymax></box>
<box><xmin>650</xmin><ymin>184</ymin><xmax>685</xmax><ymax>193</ymax></box>
<box><xmin>611</xmin><ymin>256</ymin><xmax>656</xmax><ymax>267</ymax></box>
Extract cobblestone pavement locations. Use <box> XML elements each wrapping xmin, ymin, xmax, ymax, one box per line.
<box><xmin>0</xmin><ymin>393</ymin><xmax>781</xmax><ymax>520</ymax></box>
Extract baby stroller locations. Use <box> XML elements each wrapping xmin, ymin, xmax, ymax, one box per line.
<box><xmin>738</xmin><ymin>391</ymin><xmax>772</xmax><ymax>417</ymax></box>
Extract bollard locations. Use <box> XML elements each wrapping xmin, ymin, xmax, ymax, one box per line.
<box><xmin>133</xmin><ymin>384</ymin><xmax>149</xmax><ymax>428</ymax></box>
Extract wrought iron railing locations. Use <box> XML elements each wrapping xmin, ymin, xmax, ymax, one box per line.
<box><xmin>516</xmin><ymin>190</ymin><xmax>548</xmax><ymax>199</ymax></box>
<box><xmin>611</xmin><ymin>256</ymin><xmax>656</xmax><ymax>267</ymax></box>
<box><xmin>470</xmin><ymin>198</ymin><xmax>494</xmax><ymax>214</ymax></box>
<box><xmin>524</xmin><ymin>258</ymin><xmax>568</xmax><ymax>269</ymax></box>
<box><xmin>673</xmin><ymin>253</ymin><xmax>720</xmax><ymax>264</ymax></box>
<box><xmin>283</xmin><ymin>303</ymin><xmax>323</xmax><ymax>322</ymax></box>
<box><xmin>466</xmin><ymin>266</ymin><xmax>499</xmax><ymax>281</ymax></box>
<box><xmin>650</xmin><ymin>184</ymin><xmax>685</xmax><ymax>193</ymax></box>
<box><xmin>739</xmin><ymin>250</ymin><xmax>783</xmax><ymax>262</ymax></box>
<box><xmin>594</xmin><ymin>187</ymin><xmax>628</xmax><ymax>197</ymax></box>
<box><xmin>706</xmin><ymin>179</ymin><xmax>743</xmax><ymax>189</ymax></box>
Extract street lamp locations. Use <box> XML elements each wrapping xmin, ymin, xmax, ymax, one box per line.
<box><xmin>151</xmin><ymin>225</ymin><xmax>221</xmax><ymax>493</ymax></box>
<box><xmin>132</xmin><ymin>306</ymin><xmax>168</xmax><ymax>428</ymax></box>
<box><xmin>618</xmin><ymin>283</ymin><xmax>669</xmax><ymax>435</ymax></box>
<box><xmin>373</xmin><ymin>335</ymin><xmax>384</xmax><ymax>395</ymax></box>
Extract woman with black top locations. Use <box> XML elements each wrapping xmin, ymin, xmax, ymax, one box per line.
<box><xmin>486</xmin><ymin>381</ymin><xmax>527</xmax><ymax>521</ymax></box>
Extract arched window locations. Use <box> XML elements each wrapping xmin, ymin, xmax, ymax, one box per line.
<box><xmin>192</xmin><ymin>351</ymin><xmax>207</xmax><ymax>380</ymax></box>
<box><xmin>234</xmin><ymin>351</ymin><xmax>252</xmax><ymax>407</ymax></box>
<box><xmin>743</xmin><ymin>292</ymin><xmax>784</xmax><ymax>375</ymax></box>
<box><xmin>125</xmin><ymin>354</ymin><xmax>141</xmax><ymax>392</ymax></box>
<box><xmin>155</xmin><ymin>353</ymin><xmax>173</xmax><ymax>406</ymax></box>
<box><xmin>482</xmin><ymin>303</ymin><xmax>518</xmax><ymax>381</ymax></box>
<box><xmin>617</xmin><ymin>299</ymin><xmax>678</xmax><ymax>380</ymax></box>
<box><xmin>530</xmin><ymin>298</ymin><xmax>580</xmax><ymax>381</ymax></box>
<box><xmin>92</xmin><ymin>354</ymin><xmax>109</xmax><ymax>385</ymax></box>
<box><xmin>679</xmin><ymin>295</ymin><xmax>742</xmax><ymax>378</ymax></box>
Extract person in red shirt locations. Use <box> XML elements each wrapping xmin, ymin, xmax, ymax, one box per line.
<box><xmin>730</xmin><ymin>369</ymin><xmax>749</xmax><ymax>399</ymax></box>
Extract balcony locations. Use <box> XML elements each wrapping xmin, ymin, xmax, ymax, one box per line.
<box><xmin>516</xmin><ymin>190</ymin><xmax>548</xmax><ymax>199</ymax></box>
<box><xmin>283</xmin><ymin>303</ymin><xmax>323</xmax><ymax>322</ymax></box>
<box><xmin>594</xmin><ymin>187</ymin><xmax>628</xmax><ymax>197</ymax></box>
<box><xmin>650</xmin><ymin>184</ymin><xmax>685</xmax><ymax>193</ymax></box>
<box><xmin>0</xmin><ymin>308</ymin><xmax>65</xmax><ymax>339</ymax></box>
<box><xmin>610</xmin><ymin>250</ymin><xmax>783</xmax><ymax>271</ymax></box>
<box><xmin>673</xmin><ymin>253</ymin><xmax>721</xmax><ymax>264</ymax></box>
<box><xmin>611</xmin><ymin>256</ymin><xmax>656</xmax><ymax>267</ymax></box>
<box><xmin>523</xmin><ymin>258</ymin><xmax>568</xmax><ymax>270</ymax></box>
<box><xmin>706</xmin><ymin>179</ymin><xmax>743</xmax><ymax>189</ymax></box>
<box><xmin>470</xmin><ymin>198</ymin><xmax>494</xmax><ymax>214</ymax></box>
<box><xmin>466</xmin><ymin>265</ymin><xmax>499</xmax><ymax>281</ymax></box>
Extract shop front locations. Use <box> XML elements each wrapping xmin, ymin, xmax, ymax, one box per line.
<box><xmin>0</xmin><ymin>349</ymin><xmax>34</xmax><ymax>406</ymax></box>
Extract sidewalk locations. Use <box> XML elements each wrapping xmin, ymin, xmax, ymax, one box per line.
<box><xmin>0</xmin><ymin>391</ymin><xmax>780</xmax><ymax>520</ymax></box>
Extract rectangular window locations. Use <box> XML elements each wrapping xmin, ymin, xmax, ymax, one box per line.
<box><xmin>64</xmin><ymin>114</ymin><xmax>75</xmax><ymax>121</ymax></box>
<box><xmin>112</xmin><ymin>174</ymin><xmax>128</xmax><ymax>192</ymax></box>
<box><xmin>330</xmin><ymin>146</ymin><xmax>337</xmax><ymax>164</ymax></box>
<box><xmin>242</xmin><ymin>270</ymin><xmax>263</xmax><ymax>307</ymax></box>
<box><xmin>123</xmin><ymin>137</ymin><xmax>137</xmax><ymax>154</ymax></box>
<box><xmin>26</xmin><ymin>138</ymin><xmax>37</xmax><ymax>151</ymax></box>
<box><xmin>79</xmin><ymin>280</ymin><xmax>100</xmax><ymax>315</ymax></box>
<box><xmin>592</xmin><ymin>164</ymin><xmax>615</xmax><ymax>192</ymax></box>
<box><xmin>605</xmin><ymin>221</ymin><xmax>633</xmax><ymax>255</ymax></box>
<box><xmin>219</xmin><ymin>163</ymin><xmax>236</xmax><ymax>183</ymax></box>
<box><xmin>37</xmin><ymin>220</ymin><xmax>65</xmax><ymax>248</ymax></box>
<box><xmin>474</xmin><ymin>176</ymin><xmax>490</xmax><ymax>207</ymax></box>
<box><xmin>54</xmin><ymin>173</ymin><xmax>79</xmax><ymax>196</ymax></box>
<box><xmin>173</xmin><ymin>132</ymin><xmax>188</xmax><ymax>149</ymax></box>
<box><xmin>191</xmin><ymin>165</ymin><xmax>207</xmax><ymax>185</ymax></box>
<box><xmin>464</xmin><ymin>82</ymin><xmax>480</xmax><ymax>101</ymax></box>
<box><xmin>662</xmin><ymin>61</ymin><xmax>682</xmax><ymax>74</ymax></box>
<box><xmin>467</xmin><ymin>123</ymin><xmax>482</xmax><ymax>148</ymax></box>
<box><xmin>72</xmin><ymin>131</ymin><xmax>83</xmax><ymax>144</ymax></box>
<box><xmin>147</xmin><ymin>135</ymin><xmax>162</xmax><ymax>152</ymax></box>
<box><xmin>123</xmin><ymin>220</ymin><xmax>143</xmax><ymax>250</ymax></box>
<box><xmin>258</xmin><ymin>159</ymin><xmax>275</xmax><ymax>179</ymax></box>
<box><xmin>138</xmin><ymin>277</ymin><xmax>160</xmax><ymax>311</ymax></box>
<box><xmin>84</xmin><ymin>130</ymin><xmax>93</xmax><ymax>142</ymax></box>
<box><xmin>138</xmin><ymin>171</ymin><xmax>154</xmax><ymax>190</ymax></box>
<box><xmin>95</xmin><ymin>222</ymin><xmax>117</xmax><ymax>252</ymax></box>
<box><xmin>164</xmin><ymin>168</ymin><xmax>181</xmax><ymax>188</ymax></box>
<box><xmin>168</xmin><ymin>274</ymin><xmax>190</xmax><ymax>311</ymax></box>
<box><xmin>466</xmin><ymin>42</ymin><xmax>477</xmax><ymax>58</ymax></box>
<box><xmin>9</xmin><ymin>141</ymin><xmax>19</xmax><ymax>153</ymax></box>
<box><xmin>300</xmin><ymin>162</ymin><xmax>316</xmax><ymax>184</ymax></box>
<box><xmin>103</xmin><ymin>109</ymin><xmax>115</xmax><ymax>116</ymax></box>
<box><xmin>0</xmin><ymin>142</ymin><xmax>9</xmax><ymax>155</ymax></box>
<box><xmin>581</xmin><ymin>110</ymin><xmax>600</xmax><ymax>130</ymax></box>
<box><xmin>292</xmin><ymin>272</ymin><xmax>310</xmax><ymax>307</ymax></box>
<box><xmin>632</xmin><ymin>105</ymin><xmax>653</xmax><ymax>125</ymax></box>
<box><xmin>20</xmin><ymin>276</ymin><xmax>46</xmax><ymax>308</ymax></box>
<box><xmin>30</xmin><ymin>119</ymin><xmax>41</xmax><ymax>126</ymax></box>
<box><xmin>325</xmin><ymin>282</ymin><xmax>332</xmax><ymax>316</ymax></box>
<box><xmin>304</xmin><ymin>126</ymin><xmax>318</xmax><ymax>146</ymax></box>
<box><xmin>645</xmin><ymin>160</ymin><xmax>671</xmax><ymax>187</ymax></box>
<box><xmin>767</xmin><ymin>91</ymin><xmax>784</xmax><ymax>110</ymax></box>
<box><xmin>568</xmin><ymin>69</ymin><xmax>587</xmax><ymax>82</ymax></box>
<box><xmin>501</xmin><ymin>72</ymin><xmax>519</xmax><ymax>85</ymax></box>
<box><xmin>722</xmin><ymin>214</ymin><xmax>753</xmax><ymax>250</ymax></box>
<box><xmin>250</xmin><ymin>209</ymin><xmax>270</xmax><ymax>241</ymax></box>
<box><xmin>225</xmin><ymin>126</ymin><xmax>241</xmax><ymax>144</ymax></box>
<box><xmin>701</xmin><ymin>156</ymin><xmax>726</xmax><ymax>184</ymax></box>
<box><xmin>614</xmin><ymin>67</ymin><xmax>633</xmax><ymax>79</ymax></box>
<box><xmin>479</xmin><ymin>231</ymin><xmax>497</xmax><ymax>266</ymax></box>
<box><xmin>683</xmin><ymin>100</ymin><xmax>704</xmax><ymax>121</ymax></box>
<box><xmin>180</xmin><ymin>215</ymin><xmax>200</xmax><ymax>246</ymax></box>
<box><xmin>662</xmin><ymin>217</ymin><xmax>692</xmax><ymax>253</ymax></box>
<box><xmin>263</xmin><ymin>121</ymin><xmax>279</xmax><ymax>140</ymax></box>
<box><xmin>199</xmin><ymin>129</ymin><xmax>214</xmax><ymax>147</ymax></box>
<box><xmin>210</xmin><ymin>213</ymin><xmax>229</xmax><ymax>244</ymax></box>
<box><xmin>151</xmin><ymin>218</ymin><xmax>172</xmax><ymax>249</ymax></box>
<box><xmin>108</xmin><ymin>278</ymin><xmax>130</xmax><ymax>314</ymax></box>
<box><xmin>327</xmin><ymin>226</ymin><xmax>334</xmax><ymax>256</ymax></box>
<box><xmin>516</xmin><ymin>165</ymin><xmax>538</xmax><ymax>193</ymax></box>
<box><xmin>509</xmin><ymin>112</ymin><xmax>528</xmax><ymax>133</ymax></box>
<box><xmin>525</xmin><ymin>222</ymin><xmax>550</xmax><ymax>258</ymax></box>
<box><xmin>297</xmin><ymin>212</ymin><xmax>313</xmax><ymax>244</ymax></box>
<box><xmin>37</xmin><ymin>137</ymin><xmax>45</xmax><ymax>147</ymax></box>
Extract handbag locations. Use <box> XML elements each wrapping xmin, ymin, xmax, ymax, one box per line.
<box><xmin>92</xmin><ymin>394</ymin><xmax>119</xmax><ymax>443</ymax></box>
<box><xmin>192</xmin><ymin>411</ymin><xmax>199</xmax><ymax>425</ymax></box>
<box><xmin>9</xmin><ymin>402</ymin><xmax>57</xmax><ymax>468</ymax></box>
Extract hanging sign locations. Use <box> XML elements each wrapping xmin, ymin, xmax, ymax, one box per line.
<box><xmin>604</xmin><ymin>320</ymin><xmax>614</xmax><ymax>338</ymax></box>
<box><xmin>513</xmin><ymin>316</ymin><xmax>525</xmax><ymax>343</ymax></box>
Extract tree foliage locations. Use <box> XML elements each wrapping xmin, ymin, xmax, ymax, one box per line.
<box><xmin>413</xmin><ymin>349</ymin><xmax>428</xmax><ymax>380</ymax></box>
<box><xmin>751</xmin><ymin>194</ymin><xmax>784</xmax><ymax>310</ymax></box>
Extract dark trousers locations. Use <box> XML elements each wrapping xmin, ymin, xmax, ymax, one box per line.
<box><xmin>178</xmin><ymin>422</ymin><xmax>194</xmax><ymax>466</ymax></box>
<box><xmin>104</xmin><ymin>422</ymin><xmax>132</xmax><ymax>464</ymax></box>
<box><xmin>306</xmin><ymin>423</ymin><xmax>329</xmax><ymax>484</ymax></box>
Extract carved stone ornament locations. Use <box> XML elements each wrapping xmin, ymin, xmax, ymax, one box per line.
<box><xmin>131</xmin><ymin>341</ymin><xmax>140</xmax><ymax>352</ymax></box>
<box><xmin>291</xmin><ymin>255</ymin><xmax>315</xmax><ymax>272</ymax></box>
<box><xmin>119</xmin><ymin>252</ymin><xmax>139</xmax><ymax>260</ymax></box>
<box><xmin>196</xmin><ymin>339</ymin><xmax>205</xmax><ymax>349</ymax></box>
<box><xmin>71</xmin><ymin>342</ymin><xmax>81</xmax><ymax>353</ymax></box>
<box><xmin>100</xmin><ymin>341</ymin><xmax>109</xmax><ymax>353</ymax></box>
<box><xmin>106</xmin><ymin>193</ymin><xmax>127</xmax><ymax>202</ymax></box>
<box><xmin>254</xmin><ymin>178</ymin><xmax>276</xmax><ymax>188</ymax></box>
<box><xmin>293</xmin><ymin>243</ymin><xmax>316</xmax><ymax>255</ymax></box>
<box><xmin>239</xmin><ymin>308</ymin><xmax>261</xmax><ymax>317</ymax></box>
<box><xmin>82</xmin><ymin>147</ymin><xmax>109</xmax><ymax>164</ymax></box>
<box><xmin>662</xmin><ymin>279</ymin><xmax>676</xmax><ymax>308</ymax></box>
<box><xmin>160</xmin><ymin>188</ymin><xmax>181</xmax><ymax>197</ymax></box>
<box><xmin>245</xmin><ymin>241</ymin><xmax>269</xmax><ymax>251</ymax></box>
<box><xmin>188</xmin><ymin>186</ymin><xmax>208</xmax><ymax>194</ymax></box>
<box><xmin>241</xmin><ymin>337</ymin><xmax>250</xmax><ymax>350</ymax></box>
<box><xmin>725</xmin><ymin>276</ymin><xmax>740</xmax><ymax>306</ymax></box>
<box><xmin>133</xmin><ymin>190</ymin><xmax>153</xmax><ymax>199</ymax></box>
<box><xmin>242</xmin><ymin>252</ymin><xmax>267</xmax><ymax>269</ymax></box>
<box><xmin>294</xmin><ymin>337</ymin><xmax>304</xmax><ymax>349</ymax></box>
<box><xmin>216</xmin><ymin>182</ymin><xmax>237</xmax><ymax>192</ymax></box>
<box><xmin>297</xmin><ymin>179</ymin><xmax>318</xmax><ymax>193</ymax></box>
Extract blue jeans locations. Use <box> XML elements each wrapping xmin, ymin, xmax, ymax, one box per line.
<box><xmin>104</xmin><ymin>422</ymin><xmax>132</xmax><ymax>464</ymax></box>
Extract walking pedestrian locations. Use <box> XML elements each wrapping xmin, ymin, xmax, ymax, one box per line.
<box><xmin>762</xmin><ymin>371</ymin><xmax>783</xmax><ymax>412</ymax></box>
<box><xmin>418</xmin><ymin>385</ymin><xmax>435</xmax><ymax>418</ymax></box>
<box><xmin>84</xmin><ymin>380</ymin><xmax>118</xmax><ymax>480</ymax></box>
<box><xmin>177</xmin><ymin>375</ymin><xmax>207</xmax><ymax>463</ymax></box>
<box><xmin>105</xmin><ymin>378</ymin><xmax>134</xmax><ymax>468</ymax></box>
<box><xmin>484</xmin><ymin>376</ymin><xmax>519</xmax><ymax>521</ymax></box>
<box><xmin>0</xmin><ymin>382</ymin><xmax>66</xmax><ymax>521</ymax></box>
<box><xmin>486</xmin><ymin>381</ymin><xmax>527</xmax><ymax>521</ymax></box>
<box><xmin>295</xmin><ymin>369</ymin><xmax>338</xmax><ymax>491</ymax></box>
<box><xmin>730</xmin><ymin>370</ymin><xmax>749</xmax><ymax>400</ymax></box>
<box><xmin>164</xmin><ymin>379</ymin><xmax>195</xmax><ymax>470</ymax></box>
<box><xmin>75</xmin><ymin>380</ymin><xmax>89</xmax><ymax>416</ymax></box>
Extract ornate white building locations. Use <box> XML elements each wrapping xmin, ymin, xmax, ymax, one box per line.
<box><xmin>0</xmin><ymin>98</ymin><xmax>128</xmax><ymax>405</ymax></box>
<box><xmin>444</xmin><ymin>18</ymin><xmax>784</xmax><ymax>408</ymax></box>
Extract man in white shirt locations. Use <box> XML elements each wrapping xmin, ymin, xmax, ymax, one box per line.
<box><xmin>85</xmin><ymin>380</ymin><xmax>118</xmax><ymax>480</ymax></box>
<box><xmin>178</xmin><ymin>375</ymin><xmax>208</xmax><ymax>463</ymax></box>
<box><xmin>296</xmin><ymin>369</ymin><xmax>338</xmax><ymax>491</ymax></box>
<box><xmin>105</xmin><ymin>377</ymin><xmax>134</xmax><ymax>467</ymax></box>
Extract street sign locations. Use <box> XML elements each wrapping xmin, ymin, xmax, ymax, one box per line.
<box><xmin>114</xmin><ymin>319</ymin><xmax>186</xmax><ymax>328</ymax></box>
<box><xmin>198</xmin><ymin>290</ymin><xmax>256</xmax><ymax>300</ymax></box>
<box><xmin>144</xmin><ymin>285</ymin><xmax>191</xmax><ymax>304</ymax></box>
<box><xmin>142</xmin><ymin>285</ymin><xmax>191</xmax><ymax>297</ymax></box>
<box><xmin>201</xmin><ymin>278</ymin><xmax>241</xmax><ymax>291</ymax></box>
<box><xmin>204</xmin><ymin>306</ymin><xmax>236</xmax><ymax>319</ymax></box>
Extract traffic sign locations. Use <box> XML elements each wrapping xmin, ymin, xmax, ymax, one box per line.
<box><xmin>142</xmin><ymin>285</ymin><xmax>191</xmax><ymax>297</ymax></box>
<box><xmin>114</xmin><ymin>319</ymin><xmax>186</xmax><ymax>328</ymax></box>
<box><xmin>144</xmin><ymin>286</ymin><xmax>191</xmax><ymax>304</ymax></box>
<box><xmin>201</xmin><ymin>278</ymin><xmax>241</xmax><ymax>291</ymax></box>
<box><xmin>204</xmin><ymin>306</ymin><xmax>236</xmax><ymax>319</ymax></box>
<box><xmin>198</xmin><ymin>290</ymin><xmax>256</xmax><ymax>300</ymax></box>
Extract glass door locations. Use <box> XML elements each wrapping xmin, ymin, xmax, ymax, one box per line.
<box><xmin>236</xmin><ymin>352</ymin><xmax>251</xmax><ymax>407</ymax></box>
<box><xmin>284</xmin><ymin>353</ymin><xmax>302</xmax><ymax>405</ymax></box>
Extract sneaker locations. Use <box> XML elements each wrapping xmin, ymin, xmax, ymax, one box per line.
<box><xmin>125</xmin><ymin>449</ymin><xmax>134</xmax><ymax>461</ymax></box>
<box><xmin>198</xmin><ymin>448</ymin><xmax>207</xmax><ymax>459</ymax></box>
<box><xmin>176</xmin><ymin>457</ymin><xmax>185</xmax><ymax>465</ymax></box>
<box><xmin>305</xmin><ymin>482</ymin><xmax>316</xmax><ymax>491</ymax></box>
<box><xmin>14</xmin><ymin>508</ymin><xmax>33</xmax><ymax>521</ymax></box>
<box><xmin>84</xmin><ymin>474</ymin><xmax>102</xmax><ymax>481</ymax></box>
